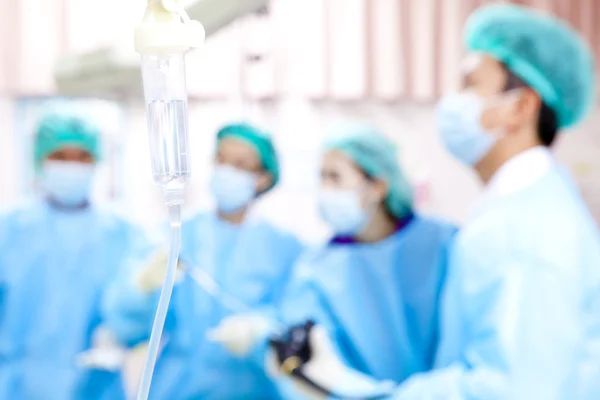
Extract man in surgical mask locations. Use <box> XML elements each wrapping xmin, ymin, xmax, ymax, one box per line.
<box><xmin>102</xmin><ymin>122</ymin><xmax>303</xmax><ymax>399</ymax></box>
<box><xmin>256</xmin><ymin>4</ymin><xmax>600</xmax><ymax>400</ymax></box>
<box><xmin>0</xmin><ymin>113</ymin><xmax>148</xmax><ymax>400</ymax></box>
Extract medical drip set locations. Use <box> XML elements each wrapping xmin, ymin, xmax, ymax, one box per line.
<box><xmin>134</xmin><ymin>1</ymin><xmax>203</xmax><ymax>399</ymax></box>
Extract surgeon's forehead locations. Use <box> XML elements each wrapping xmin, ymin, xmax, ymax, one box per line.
<box><xmin>322</xmin><ymin>150</ymin><xmax>366</xmax><ymax>184</ymax></box>
<box><xmin>218</xmin><ymin>137</ymin><xmax>258</xmax><ymax>159</ymax></box>
<box><xmin>49</xmin><ymin>146</ymin><xmax>91</xmax><ymax>158</ymax></box>
<box><xmin>460</xmin><ymin>52</ymin><xmax>507</xmax><ymax>95</ymax></box>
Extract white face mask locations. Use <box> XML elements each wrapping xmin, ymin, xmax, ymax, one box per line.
<box><xmin>210</xmin><ymin>165</ymin><xmax>258</xmax><ymax>214</ymax></box>
<box><xmin>40</xmin><ymin>161</ymin><xmax>95</xmax><ymax>207</ymax></box>
<box><xmin>318</xmin><ymin>187</ymin><xmax>374</xmax><ymax>236</ymax></box>
<box><xmin>436</xmin><ymin>90</ymin><xmax>521</xmax><ymax>166</ymax></box>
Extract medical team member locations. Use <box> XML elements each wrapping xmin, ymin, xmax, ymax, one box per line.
<box><xmin>210</xmin><ymin>125</ymin><xmax>457</xmax><ymax>397</ymax></box>
<box><xmin>263</xmin><ymin>4</ymin><xmax>600</xmax><ymax>399</ymax></box>
<box><xmin>0</xmin><ymin>113</ymin><xmax>147</xmax><ymax>400</ymax></box>
<box><xmin>102</xmin><ymin>122</ymin><xmax>303</xmax><ymax>399</ymax></box>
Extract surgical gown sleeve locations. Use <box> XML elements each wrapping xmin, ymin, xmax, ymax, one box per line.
<box><xmin>368</xmin><ymin>236</ymin><xmax>586</xmax><ymax>399</ymax></box>
<box><xmin>101</xmin><ymin>251</ymin><xmax>172</xmax><ymax>347</ymax></box>
<box><xmin>221</xmin><ymin>251</ymin><xmax>325</xmax><ymax>376</ymax></box>
<box><xmin>0</xmin><ymin>209</ymin><xmax>16</xmax><ymax>325</ymax></box>
<box><xmin>101</xmin><ymin>227</ymin><xmax>167</xmax><ymax>347</ymax></box>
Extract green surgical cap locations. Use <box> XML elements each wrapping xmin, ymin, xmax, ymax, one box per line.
<box><xmin>216</xmin><ymin>122</ymin><xmax>280</xmax><ymax>191</ymax></box>
<box><xmin>465</xmin><ymin>3</ymin><xmax>595</xmax><ymax>128</ymax></box>
<box><xmin>324</xmin><ymin>125</ymin><xmax>414</xmax><ymax>219</ymax></box>
<box><xmin>34</xmin><ymin>113</ymin><xmax>101</xmax><ymax>170</ymax></box>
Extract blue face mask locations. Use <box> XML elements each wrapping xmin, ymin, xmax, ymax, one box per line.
<box><xmin>318</xmin><ymin>188</ymin><xmax>372</xmax><ymax>236</ymax></box>
<box><xmin>40</xmin><ymin>161</ymin><xmax>94</xmax><ymax>207</ymax></box>
<box><xmin>436</xmin><ymin>91</ymin><xmax>497</xmax><ymax>166</ymax></box>
<box><xmin>210</xmin><ymin>165</ymin><xmax>258</xmax><ymax>214</ymax></box>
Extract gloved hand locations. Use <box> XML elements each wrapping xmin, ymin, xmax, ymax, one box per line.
<box><xmin>76</xmin><ymin>326</ymin><xmax>127</xmax><ymax>371</ymax></box>
<box><xmin>268</xmin><ymin>323</ymin><xmax>395</xmax><ymax>400</ymax></box>
<box><xmin>206</xmin><ymin>314</ymin><xmax>273</xmax><ymax>357</ymax></box>
<box><xmin>136</xmin><ymin>248</ymin><xmax>184</xmax><ymax>293</ymax></box>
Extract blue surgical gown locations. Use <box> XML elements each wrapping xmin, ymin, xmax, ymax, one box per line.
<box><xmin>103</xmin><ymin>212</ymin><xmax>303</xmax><ymax>399</ymax></box>
<box><xmin>354</xmin><ymin>166</ymin><xmax>600</xmax><ymax>399</ymax></box>
<box><xmin>0</xmin><ymin>200</ymin><xmax>148</xmax><ymax>400</ymax></box>
<box><xmin>267</xmin><ymin>215</ymin><xmax>456</xmax><ymax>392</ymax></box>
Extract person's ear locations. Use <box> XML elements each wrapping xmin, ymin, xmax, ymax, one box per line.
<box><xmin>370</xmin><ymin>179</ymin><xmax>388</xmax><ymax>204</ymax></box>
<box><xmin>255</xmin><ymin>171</ymin><xmax>273</xmax><ymax>194</ymax></box>
<box><xmin>505</xmin><ymin>88</ymin><xmax>540</xmax><ymax>133</ymax></box>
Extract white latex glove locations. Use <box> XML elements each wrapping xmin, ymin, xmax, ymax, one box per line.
<box><xmin>77</xmin><ymin>326</ymin><xmax>127</xmax><ymax>372</ymax></box>
<box><xmin>268</xmin><ymin>325</ymin><xmax>396</xmax><ymax>399</ymax></box>
<box><xmin>136</xmin><ymin>248</ymin><xmax>184</xmax><ymax>293</ymax></box>
<box><xmin>206</xmin><ymin>314</ymin><xmax>273</xmax><ymax>357</ymax></box>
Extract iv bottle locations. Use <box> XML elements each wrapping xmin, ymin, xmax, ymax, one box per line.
<box><xmin>141</xmin><ymin>53</ymin><xmax>191</xmax><ymax>205</ymax></box>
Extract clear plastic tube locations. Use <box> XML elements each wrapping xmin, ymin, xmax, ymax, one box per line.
<box><xmin>137</xmin><ymin>205</ymin><xmax>182</xmax><ymax>400</ymax></box>
<box><xmin>184</xmin><ymin>264</ymin><xmax>251</xmax><ymax>313</ymax></box>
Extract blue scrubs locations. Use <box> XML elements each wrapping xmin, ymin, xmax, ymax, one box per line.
<box><xmin>103</xmin><ymin>212</ymin><xmax>303</xmax><ymax>399</ymax></box>
<box><xmin>271</xmin><ymin>215</ymin><xmax>456</xmax><ymax>387</ymax></box>
<box><xmin>0</xmin><ymin>200</ymin><xmax>148</xmax><ymax>400</ymax></box>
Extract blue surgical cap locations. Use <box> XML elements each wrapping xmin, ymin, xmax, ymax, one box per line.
<box><xmin>34</xmin><ymin>113</ymin><xmax>101</xmax><ymax>170</ymax></box>
<box><xmin>465</xmin><ymin>3</ymin><xmax>595</xmax><ymax>128</ymax></box>
<box><xmin>216</xmin><ymin>122</ymin><xmax>280</xmax><ymax>191</ymax></box>
<box><xmin>324</xmin><ymin>125</ymin><xmax>414</xmax><ymax>219</ymax></box>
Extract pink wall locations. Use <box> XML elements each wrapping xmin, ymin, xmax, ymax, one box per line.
<box><xmin>0</xmin><ymin>0</ymin><xmax>66</xmax><ymax>95</ymax></box>
<box><xmin>187</xmin><ymin>0</ymin><xmax>600</xmax><ymax>101</ymax></box>
<box><xmin>0</xmin><ymin>0</ymin><xmax>597</xmax><ymax>99</ymax></box>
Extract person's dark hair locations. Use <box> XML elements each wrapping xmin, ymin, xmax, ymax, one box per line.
<box><xmin>501</xmin><ymin>64</ymin><xmax>558</xmax><ymax>147</ymax></box>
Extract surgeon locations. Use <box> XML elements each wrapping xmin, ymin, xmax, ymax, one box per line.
<box><xmin>209</xmin><ymin>125</ymin><xmax>457</xmax><ymax>397</ymax></box>
<box><xmin>0</xmin><ymin>113</ymin><xmax>148</xmax><ymax>400</ymax></box>
<box><xmin>102</xmin><ymin>122</ymin><xmax>303</xmax><ymax>399</ymax></box>
<box><xmin>257</xmin><ymin>4</ymin><xmax>600</xmax><ymax>400</ymax></box>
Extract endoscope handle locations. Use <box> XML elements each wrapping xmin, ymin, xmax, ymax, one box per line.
<box><xmin>269</xmin><ymin>320</ymin><xmax>389</xmax><ymax>400</ymax></box>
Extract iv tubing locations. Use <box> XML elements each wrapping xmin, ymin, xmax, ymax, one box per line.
<box><xmin>137</xmin><ymin>203</ymin><xmax>182</xmax><ymax>400</ymax></box>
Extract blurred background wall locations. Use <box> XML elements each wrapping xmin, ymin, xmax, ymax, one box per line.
<box><xmin>0</xmin><ymin>0</ymin><xmax>598</xmax><ymax>243</ymax></box>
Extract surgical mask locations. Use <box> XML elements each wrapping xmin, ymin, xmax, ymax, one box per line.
<box><xmin>210</xmin><ymin>164</ymin><xmax>257</xmax><ymax>213</ymax></box>
<box><xmin>318</xmin><ymin>188</ymin><xmax>373</xmax><ymax>236</ymax></box>
<box><xmin>40</xmin><ymin>161</ymin><xmax>94</xmax><ymax>207</ymax></box>
<box><xmin>437</xmin><ymin>90</ymin><xmax>523</xmax><ymax>166</ymax></box>
<box><xmin>436</xmin><ymin>91</ymin><xmax>497</xmax><ymax>166</ymax></box>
